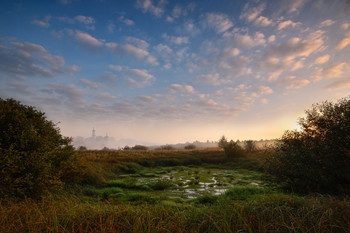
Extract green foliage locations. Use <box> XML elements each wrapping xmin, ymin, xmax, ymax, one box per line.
<box><xmin>184</xmin><ymin>144</ymin><xmax>196</xmax><ymax>149</ymax></box>
<box><xmin>265</xmin><ymin>97</ymin><xmax>350</xmax><ymax>194</ymax></box>
<box><xmin>218</xmin><ymin>136</ymin><xmax>244</xmax><ymax>158</ymax></box>
<box><xmin>244</xmin><ymin>140</ymin><xmax>256</xmax><ymax>152</ymax></box>
<box><xmin>224</xmin><ymin>186</ymin><xmax>268</xmax><ymax>200</ymax></box>
<box><xmin>147</xmin><ymin>179</ymin><xmax>174</xmax><ymax>190</ymax></box>
<box><xmin>0</xmin><ymin>98</ymin><xmax>76</xmax><ymax>198</ymax></box>
<box><xmin>131</xmin><ymin>145</ymin><xmax>148</xmax><ymax>150</ymax></box>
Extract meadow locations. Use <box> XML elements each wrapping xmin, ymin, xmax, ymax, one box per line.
<box><xmin>1</xmin><ymin>149</ymin><xmax>349</xmax><ymax>233</ymax></box>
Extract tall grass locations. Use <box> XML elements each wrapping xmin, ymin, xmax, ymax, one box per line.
<box><xmin>1</xmin><ymin>194</ymin><xmax>349</xmax><ymax>232</ymax></box>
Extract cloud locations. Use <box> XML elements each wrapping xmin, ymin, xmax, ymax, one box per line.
<box><xmin>234</xmin><ymin>32</ymin><xmax>266</xmax><ymax>47</ymax></box>
<box><xmin>240</xmin><ymin>3</ymin><xmax>265</xmax><ymax>22</ymax></box>
<box><xmin>314</xmin><ymin>54</ymin><xmax>330</xmax><ymax>65</ymax></box>
<box><xmin>279</xmin><ymin>76</ymin><xmax>310</xmax><ymax>89</ymax></box>
<box><xmin>326</xmin><ymin>78</ymin><xmax>350</xmax><ymax>90</ymax></box>
<box><xmin>253</xmin><ymin>86</ymin><xmax>273</xmax><ymax>96</ymax></box>
<box><xmin>336</xmin><ymin>34</ymin><xmax>350</xmax><ymax>50</ymax></box>
<box><xmin>75</xmin><ymin>15</ymin><xmax>95</xmax><ymax>24</ymax></box>
<box><xmin>136</xmin><ymin>0</ymin><xmax>167</xmax><ymax>17</ymax></box>
<box><xmin>204</xmin><ymin>13</ymin><xmax>234</xmax><ymax>33</ymax></box>
<box><xmin>75</xmin><ymin>31</ymin><xmax>104</xmax><ymax>48</ymax></box>
<box><xmin>154</xmin><ymin>43</ymin><xmax>173</xmax><ymax>54</ymax></box>
<box><xmin>109</xmin><ymin>64</ymin><xmax>123</xmax><ymax>71</ymax></box>
<box><xmin>107</xmin><ymin>21</ymin><xmax>115</xmax><ymax>33</ymax></box>
<box><xmin>80</xmin><ymin>78</ymin><xmax>99</xmax><ymax>89</ymax></box>
<box><xmin>31</xmin><ymin>15</ymin><xmax>51</xmax><ymax>27</ymax></box>
<box><xmin>288</xmin><ymin>0</ymin><xmax>308</xmax><ymax>13</ymax></box>
<box><xmin>261</xmin><ymin>98</ymin><xmax>268</xmax><ymax>105</ymax></box>
<box><xmin>49</xmin><ymin>83</ymin><xmax>85</xmax><ymax>105</ymax></box>
<box><xmin>277</xmin><ymin>20</ymin><xmax>301</xmax><ymax>30</ymax></box>
<box><xmin>266</xmin><ymin>33</ymin><xmax>324</xmax><ymax>61</ymax></box>
<box><xmin>106</xmin><ymin>39</ymin><xmax>158</xmax><ymax>65</ymax></box>
<box><xmin>168</xmin><ymin>84</ymin><xmax>195</xmax><ymax>93</ymax></box>
<box><xmin>268</xmin><ymin>35</ymin><xmax>276</xmax><ymax>43</ymax></box>
<box><xmin>119</xmin><ymin>16</ymin><xmax>135</xmax><ymax>26</ymax></box>
<box><xmin>341</xmin><ymin>23</ymin><xmax>350</xmax><ymax>30</ymax></box>
<box><xmin>0</xmin><ymin>41</ymin><xmax>71</xmax><ymax>78</ymax></box>
<box><xmin>97</xmin><ymin>92</ymin><xmax>116</xmax><ymax>101</ymax></box>
<box><xmin>194</xmin><ymin>73</ymin><xmax>221</xmax><ymax>85</ymax></box>
<box><xmin>320</xmin><ymin>19</ymin><xmax>335</xmax><ymax>27</ymax></box>
<box><xmin>322</xmin><ymin>63</ymin><xmax>347</xmax><ymax>78</ymax></box>
<box><xmin>124</xmin><ymin>68</ymin><xmax>156</xmax><ymax>88</ymax></box>
<box><xmin>162</xmin><ymin>34</ymin><xmax>189</xmax><ymax>45</ymax></box>
<box><xmin>222</xmin><ymin>47</ymin><xmax>240</xmax><ymax>58</ymax></box>
<box><xmin>254</xmin><ymin>16</ymin><xmax>273</xmax><ymax>27</ymax></box>
<box><xmin>290</xmin><ymin>60</ymin><xmax>304</xmax><ymax>71</ymax></box>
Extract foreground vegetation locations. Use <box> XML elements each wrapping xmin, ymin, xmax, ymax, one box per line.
<box><xmin>1</xmin><ymin>149</ymin><xmax>350</xmax><ymax>232</ymax></box>
<box><xmin>1</xmin><ymin>97</ymin><xmax>350</xmax><ymax>232</ymax></box>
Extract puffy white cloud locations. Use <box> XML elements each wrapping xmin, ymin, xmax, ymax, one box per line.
<box><xmin>314</xmin><ymin>54</ymin><xmax>330</xmax><ymax>65</ymax></box>
<box><xmin>204</xmin><ymin>13</ymin><xmax>234</xmax><ymax>33</ymax></box>
<box><xmin>234</xmin><ymin>32</ymin><xmax>266</xmax><ymax>47</ymax></box>
<box><xmin>48</xmin><ymin>83</ymin><xmax>85</xmax><ymax>105</ymax></box>
<box><xmin>75</xmin><ymin>31</ymin><xmax>104</xmax><ymax>48</ymax></box>
<box><xmin>288</xmin><ymin>0</ymin><xmax>308</xmax><ymax>13</ymax></box>
<box><xmin>31</xmin><ymin>15</ymin><xmax>51</xmax><ymax>27</ymax></box>
<box><xmin>291</xmin><ymin>60</ymin><xmax>304</xmax><ymax>71</ymax></box>
<box><xmin>194</xmin><ymin>73</ymin><xmax>221</xmax><ymax>85</ymax></box>
<box><xmin>277</xmin><ymin>20</ymin><xmax>301</xmax><ymax>30</ymax></box>
<box><xmin>154</xmin><ymin>43</ymin><xmax>173</xmax><ymax>54</ymax></box>
<box><xmin>222</xmin><ymin>47</ymin><xmax>240</xmax><ymax>58</ymax></box>
<box><xmin>266</xmin><ymin>34</ymin><xmax>324</xmax><ymax>60</ymax></box>
<box><xmin>80</xmin><ymin>78</ymin><xmax>99</xmax><ymax>89</ymax></box>
<box><xmin>268</xmin><ymin>35</ymin><xmax>276</xmax><ymax>43</ymax></box>
<box><xmin>136</xmin><ymin>0</ymin><xmax>167</xmax><ymax>17</ymax></box>
<box><xmin>163</xmin><ymin>34</ymin><xmax>189</xmax><ymax>45</ymax></box>
<box><xmin>119</xmin><ymin>16</ymin><xmax>135</xmax><ymax>26</ymax></box>
<box><xmin>168</xmin><ymin>84</ymin><xmax>195</xmax><ymax>93</ymax></box>
<box><xmin>254</xmin><ymin>16</ymin><xmax>273</xmax><ymax>27</ymax></box>
<box><xmin>0</xmin><ymin>41</ymin><xmax>72</xmax><ymax>78</ymax></box>
<box><xmin>253</xmin><ymin>86</ymin><xmax>273</xmax><ymax>96</ymax></box>
<box><xmin>124</xmin><ymin>68</ymin><xmax>156</xmax><ymax>88</ymax></box>
<box><xmin>240</xmin><ymin>3</ymin><xmax>265</xmax><ymax>22</ymax></box>
<box><xmin>322</xmin><ymin>63</ymin><xmax>347</xmax><ymax>78</ymax></box>
<box><xmin>320</xmin><ymin>19</ymin><xmax>335</xmax><ymax>27</ymax></box>
<box><xmin>336</xmin><ymin>34</ymin><xmax>350</xmax><ymax>50</ymax></box>
<box><xmin>75</xmin><ymin>15</ymin><xmax>95</xmax><ymax>24</ymax></box>
<box><xmin>109</xmin><ymin>64</ymin><xmax>123</xmax><ymax>71</ymax></box>
<box><xmin>279</xmin><ymin>76</ymin><xmax>310</xmax><ymax>89</ymax></box>
<box><xmin>341</xmin><ymin>23</ymin><xmax>350</xmax><ymax>30</ymax></box>
<box><xmin>326</xmin><ymin>78</ymin><xmax>350</xmax><ymax>90</ymax></box>
<box><xmin>97</xmin><ymin>92</ymin><xmax>116</xmax><ymax>101</ymax></box>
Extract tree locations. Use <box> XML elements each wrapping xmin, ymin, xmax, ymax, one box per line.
<box><xmin>264</xmin><ymin>97</ymin><xmax>350</xmax><ymax>194</ymax></box>
<box><xmin>244</xmin><ymin>140</ymin><xmax>256</xmax><ymax>152</ymax></box>
<box><xmin>132</xmin><ymin>145</ymin><xmax>148</xmax><ymax>150</ymax></box>
<box><xmin>184</xmin><ymin>144</ymin><xmax>196</xmax><ymax>149</ymax></box>
<box><xmin>218</xmin><ymin>136</ymin><xmax>244</xmax><ymax>158</ymax></box>
<box><xmin>0</xmin><ymin>99</ymin><xmax>75</xmax><ymax>198</ymax></box>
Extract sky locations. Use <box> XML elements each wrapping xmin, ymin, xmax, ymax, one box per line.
<box><xmin>1</xmin><ymin>0</ymin><xmax>350</xmax><ymax>146</ymax></box>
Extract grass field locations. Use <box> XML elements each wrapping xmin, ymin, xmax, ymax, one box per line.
<box><xmin>1</xmin><ymin>149</ymin><xmax>350</xmax><ymax>232</ymax></box>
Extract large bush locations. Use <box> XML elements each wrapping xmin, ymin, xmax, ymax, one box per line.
<box><xmin>218</xmin><ymin>136</ymin><xmax>244</xmax><ymax>158</ymax></box>
<box><xmin>265</xmin><ymin>97</ymin><xmax>350</xmax><ymax>194</ymax></box>
<box><xmin>0</xmin><ymin>99</ymin><xmax>76</xmax><ymax>198</ymax></box>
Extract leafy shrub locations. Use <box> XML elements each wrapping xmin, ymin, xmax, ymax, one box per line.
<box><xmin>148</xmin><ymin>179</ymin><xmax>174</xmax><ymax>190</ymax></box>
<box><xmin>0</xmin><ymin>99</ymin><xmax>76</xmax><ymax>198</ymax></box>
<box><xmin>184</xmin><ymin>144</ymin><xmax>196</xmax><ymax>149</ymax></box>
<box><xmin>131</xmin><ymin>145</ymin><xmax>148</xmax><ymax>150</ymax></box>
<box><xmin>264</xmin><ymin>97</ymin><xmax>350</xmax><ymax>194</ymax></box>
<box><xmin>194</xmin><ymin>194</ymin><xmax>218</xmax><ymax>204</ymax></box>
<box><xmin>224</xmin><ymin>186</ymin><xmax>267</xmax><ymax>200</ymax></box>
<box><xmin>244</xmin><ymin>140</ymin><xmax>256</xmax><ymax>152</ymax></box>
<box><xmin>218</xmin><ymin>136</ymin><xmax>244</xmax><ymax>158</ymax></box>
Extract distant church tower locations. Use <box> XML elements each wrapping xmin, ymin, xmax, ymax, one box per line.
<box><xmin>92</xmin><ymin>128</ymin><xmax>96</xmax><ymax>138</ymax></box>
